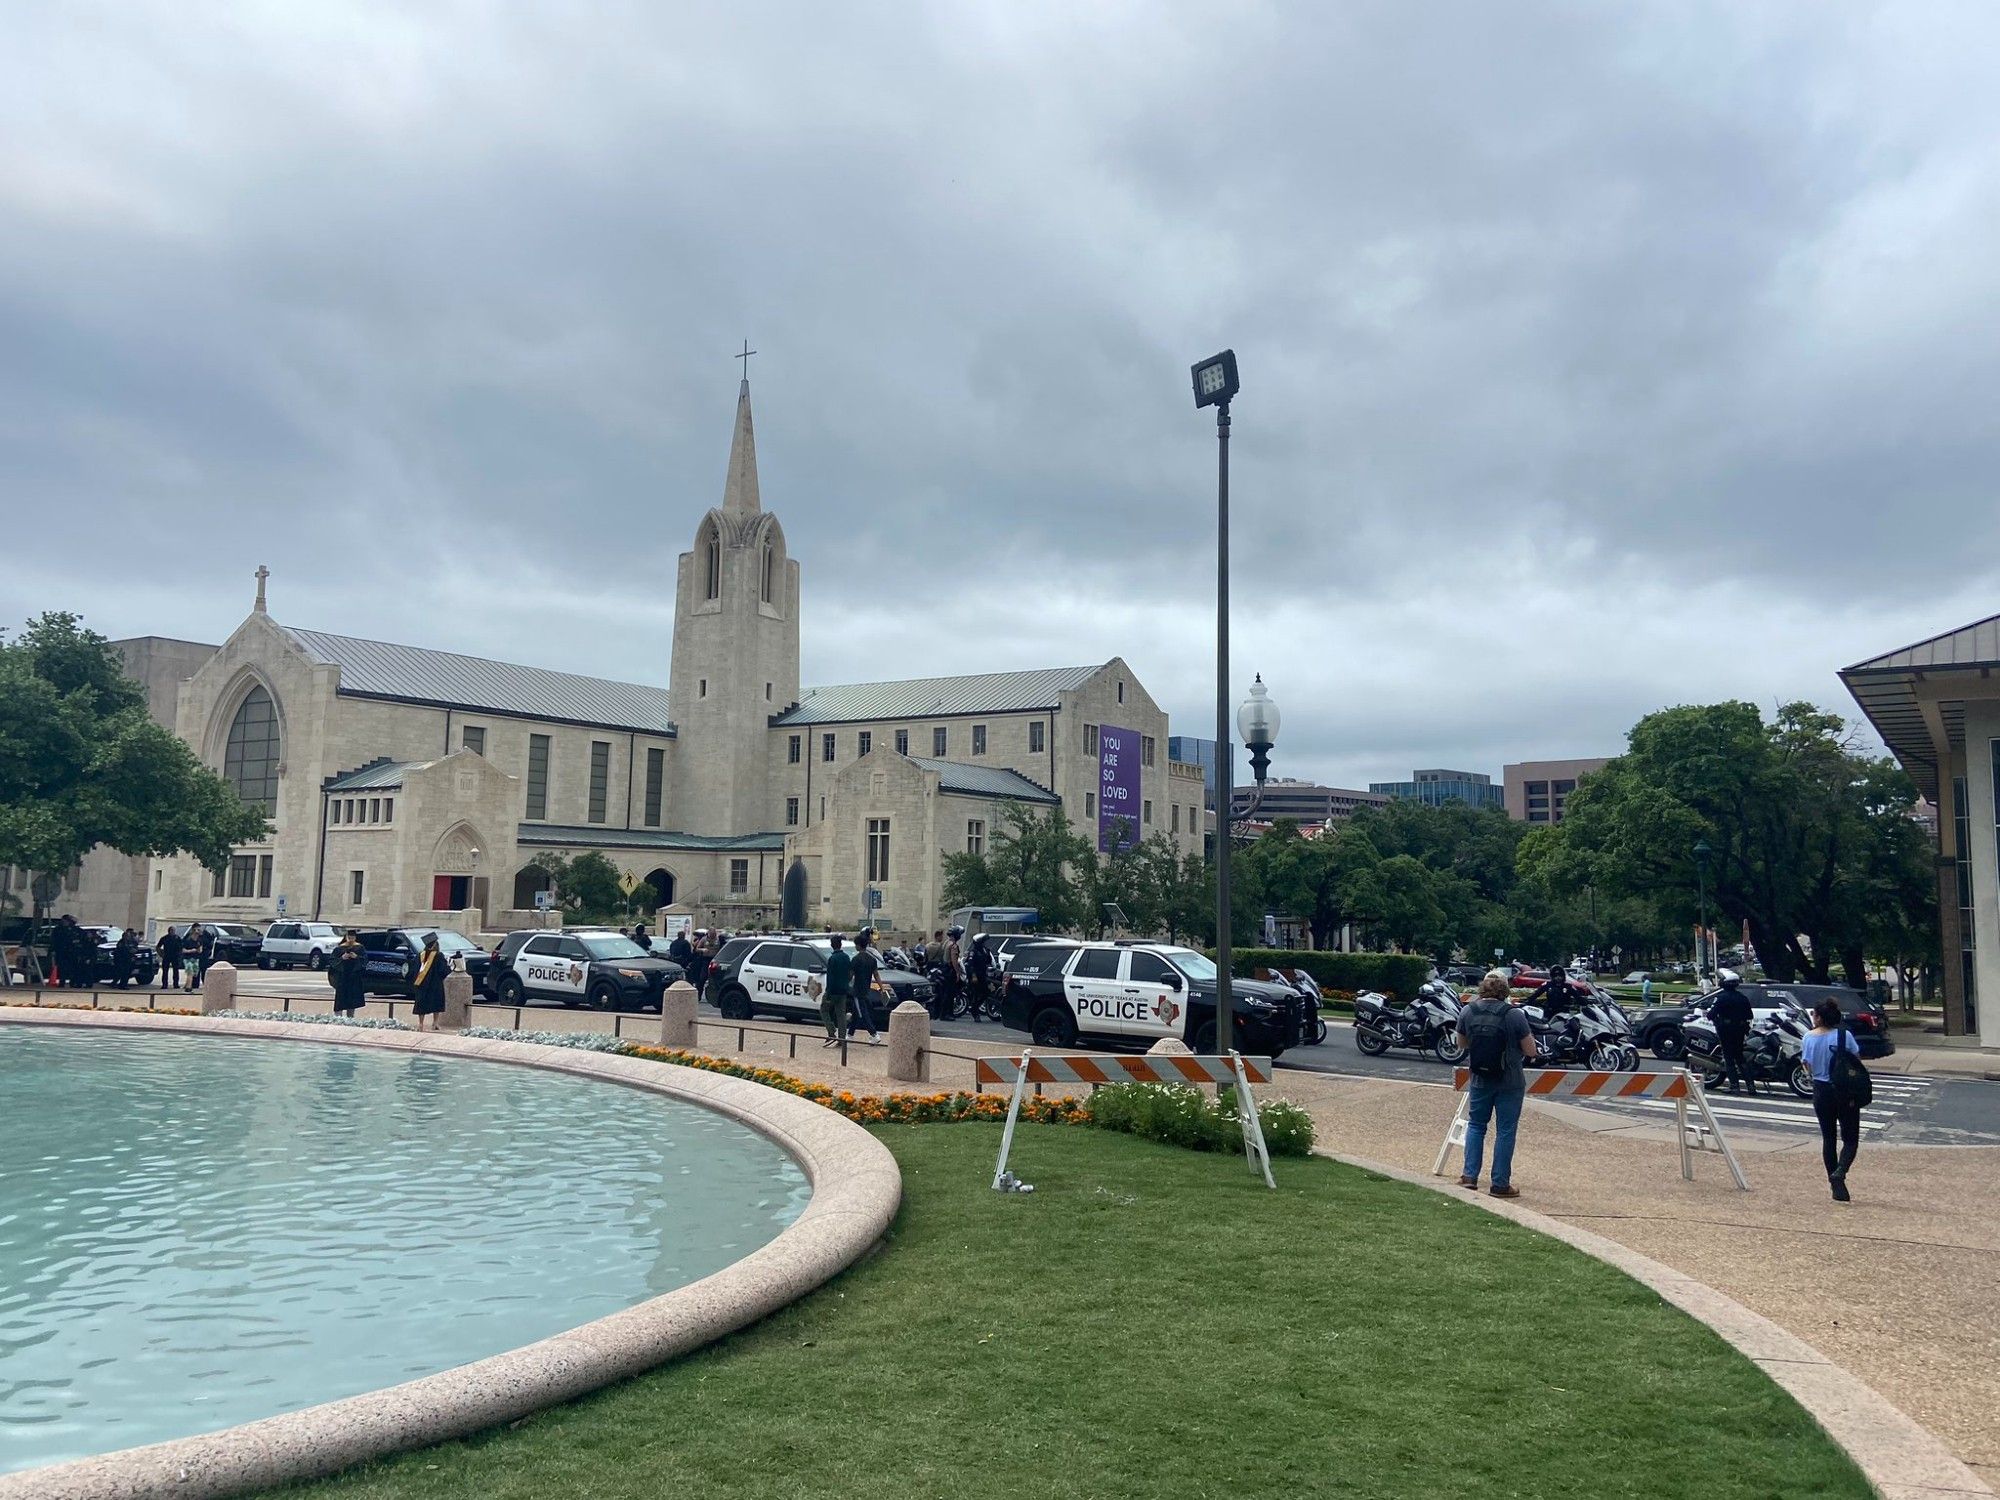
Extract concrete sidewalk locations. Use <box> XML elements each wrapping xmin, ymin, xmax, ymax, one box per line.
<box><xmin>1878</xmin><ymin>1030</ymin><xmax>2000</xmax><ymax>1080</ymax></box>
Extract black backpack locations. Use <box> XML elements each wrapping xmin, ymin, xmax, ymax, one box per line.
<box><xmin>1828</xmin><ymin>1025</ymin><xmax>1873</xmax><ymax>1109</ymax></box>
<box><xmin>1464</xmin><ymin>1002</ymin><xmax>1513</xmax><ymax>1079</ymax></box>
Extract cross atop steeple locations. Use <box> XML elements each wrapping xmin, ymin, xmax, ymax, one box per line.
<box><xmin>254</xmin><ymin>564</ymin><xmax>270</xmax><ymax>613</ymax></box>
<box><xmin>736</xmin><ymin>339</ymin><xmax>756</xmax><ymax>386</ymax></box>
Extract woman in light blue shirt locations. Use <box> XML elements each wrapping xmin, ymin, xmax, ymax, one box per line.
<box><xmin>1801</xmin><ymin>999</ymin><xmax>1863</xmax><ymax>1202</ymax></box>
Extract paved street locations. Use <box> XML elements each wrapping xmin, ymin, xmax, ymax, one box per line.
<box><xmin>79</xmin><ymin>970</ymin><xmax>2000</xmax><ymax>1145</ymax></box>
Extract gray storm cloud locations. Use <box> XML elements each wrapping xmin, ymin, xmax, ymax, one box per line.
<box><xmin>3</xmin><ymin>0</ymin><xmax>1996</xmax><ymax>786</ymax></box>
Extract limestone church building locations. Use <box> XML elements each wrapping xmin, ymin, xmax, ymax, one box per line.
<box><xmin>115</xmin><ymin>380</ymin><xmax>1204</xmax><ymax>939</ymax></box>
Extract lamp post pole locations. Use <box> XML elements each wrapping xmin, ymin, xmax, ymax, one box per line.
<box><xmin>1191</xmin><ymin>349</ymin><xmax>1242</xmax><ymax>1056</ymax></box>
<box><xmin>1214</xmin><ymin>396</ymin><xmax>1234</xmax><ymax>1055</ymax></box>
<box><xmin>1694</xmin><ymin>839</ymin><xmax>1712</xmax><ymax>983</ymax></box>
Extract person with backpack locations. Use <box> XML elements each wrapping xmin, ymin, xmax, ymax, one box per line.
<box><xmin>1455</xmin><ymin>971</ymin><xmax>1537</xmax><ymax>1198</ymax></box>
<box><xmin>1803</xmin><ymin>998</ymin><xmax>1868</xmax><ymax>1202</ymax></box>
<box><xmin>818</xmin><ymin>934</ymin><xmax>852</xmax><ymax>1048</ymax></box>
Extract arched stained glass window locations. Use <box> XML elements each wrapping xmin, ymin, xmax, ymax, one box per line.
<box><xmin>223</xmin><ymin>685</ymin><xmax>281</xmax><ymax>815</ymax></box>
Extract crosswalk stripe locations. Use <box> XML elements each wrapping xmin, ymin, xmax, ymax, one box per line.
<box><xmin>1582</xmin><ymin>1097</ymin><xmax>1890</xmax><ymax>1131</ymax></box>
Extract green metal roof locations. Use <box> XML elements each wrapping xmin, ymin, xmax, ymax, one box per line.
<box><xmin>323</xmin><ymin>758</ymin><xmax>419</xmax><ymax>792</ymax></box>
<box><xmin>907</xmin><ymin>757</ymin><xmax>1059</xmax><ymax>804</ymax></box>
<box><xmin>772</xmin><ymin>664</ymin><xmax>1100</xmax><ymax>725</ymax></box>
<box><xmin>516</xmin><ymin>824</ymin><xmax>787</xmax><ymax>853</ymax></box>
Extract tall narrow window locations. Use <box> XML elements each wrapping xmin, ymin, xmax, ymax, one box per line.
<box><xmin>1030</xmin><ymin>721</ymin><xmax>1045</xmax><ymax>754</ymax></box>
<box><xmin>222</xmin><ymin>685</ymin><xmax>281</xmax><ymax>816</ymax></box>
<box><xmin>227</xmin><ymin>854</ymin><xmax>257</xmax><ymax>898</ymax></box>
<box><xmin>971</xmin><ymin>724</ymin><xmax>987</xmax><ymax>756</ymax></box>
<box><xmin>786</xmin><ymin>796</ymin><xmax>800</xmax><ymax>826</ymax></box>
<box><xmin>461</xmin><ymin>725</ymin><xmax>486</xmax><ymax>755</ymax></box>
<box><xmin>967</xmin><ymin>819</ymin><xmax>985</xmax><ymax>855</ymax></box>
<box><xmin>526</xmin><ymin>734</ymin><xmax>551</xmax><ymax>819</ymax></box>
<box><xmin>587</xmin><ymin>741</ymin><xmax>610</xmax><ymax>823</ymax></box>
<box><xmin>1172</xmin><ymin>804</ymin><xmax>1181</xmax><ymax>834</ymax></box>
<box><xmin>382</xmin><ymin>797</ymin><xmax>393</xmax><ymax>822</ymax></box>
<box><xmin>1085</xmin><ymin>791</ymin><xmax>1096</xmax><ymax>818</ymax></box>
<box><xmin>1084</xmin><ymin>724</ymin><xmax>1099</xmax><ymax>756</ymax></box>
<box><xmin>1142</xmin><ymin>735</ymin><xmax>1156</xmax><ymax>768</ymax></box>
<box><xmin>822</xmin><ymin>733</ymin><xmax>835</xmax><ymax>763</ymax></box>
<box><xmin>932</xmin><ymin>726</ymin><xmax>947</xmax><ymax>756</ymax></box>
<box><xmin>368</xmin><ymin>798</ymin><xmax>380</xmax><ymax>823</ymax></box>
<box><xmin>895</xmin><ymin>729</ymin><xmax>908</xmax><ymax>755</ymax></box>
<box><xmin>858</xmin><ymin>731</ymin><xmax>873</xmax><ymax>756</ymax></box>
<box><xmin>704</xmin><ymin>532</ymin><xmax>720</xmax><ymax>600</ymax></box>
<box><xmin>330</xmin><ymin>801</ymin><xmax>343</xmax><ymax>826</ymax></box>
<box><xmin>211</xmin><ymin>867</ymin><xmax>225</xmax><ymax>898</ymax></box>
<box><xmin>729</xmin><ymin>858</ymin><xmax>749</xmax><ymax>895</ymax></box>
<box><xmin>788</xmin><ymin>734</ymin><xmax>802</xmax><ymax>765</ymax></box>
<box><xmin>257</xmin><ymin>854</ymin><xmax>273</xmax><ymax>897</ymax></box>
<box><xmin>866</xmin><ymin>818</ymin><xmax>891</xmax><ymax>882</ymax></box>
<box><xmin>644</xmin><ymin>747</ymin><xmax>664</xmax><ymax>826</ymax></box>
<box><xmin>761</xmin><ymin>542</ymin><xmax>774</xmax><ymax>603</ymax></box>
<box><xmin>1143</xmin><ymin>799</ymin><xmax>1153</xmax><ymax>825</ymax></box>
<box><xmin>350</xmin><ymin>870</ymin><xmax>365</xmax><ymax>907</ymax></box>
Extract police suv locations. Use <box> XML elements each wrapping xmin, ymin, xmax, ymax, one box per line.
<box><xmin>708</xmin><ymin>936</ymin><xmax>933</xmax><ymax>1028</ymax></box>
<box><xmin>486</xmin><ymin>928</ymin><xmax>686</xmax><ymax>1013</ymax></box>
<box><xmin>1000</xmin><ymin>941</ymin><xmax>1304</xmax><ymax>1059</ymax></box>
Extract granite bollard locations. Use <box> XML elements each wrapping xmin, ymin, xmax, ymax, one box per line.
<box><xmin>887</xmin><ymin>1000</ymin><xmax>931</xmax><ymax>1083</ymax></box>
<box><xmin>442</xmin><ymin>971</ymin><xmax>474</xmax><ymax>1029</ymax></box>
<box><xmin>1147</xmin><ymin>1036</ymin><xmax>1193</xmax><ymax>1056</ymax></box>
<box><xmin>199</xmin><ymin>961</ymin><xmax>238</xmax><ymax>1015</ymax></box>
<box><xmin>659</xmin><ymin>981</ymin><xmax>698</xmax><ymax>1050</ymax></box>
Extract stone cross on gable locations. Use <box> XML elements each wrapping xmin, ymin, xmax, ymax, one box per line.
<box><xmin>254</xmin><ymin>564</ymin><xmax>269</xmax><ymax>613</ymax></box>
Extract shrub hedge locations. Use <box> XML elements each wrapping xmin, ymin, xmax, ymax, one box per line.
<box><xmin>1210</xmin><ymin>948</ymin><xmax>1432</xmax><ymax>999</ymax></box>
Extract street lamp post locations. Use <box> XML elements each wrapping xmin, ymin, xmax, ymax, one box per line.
<box><xmin>1193</xmin><ymin>349</ymin><xmax>1241</xmax><ymax>1052</ymax></box>
<box><xmin>1693</xmin><ymin>838</ymin><xmax>1712</xmax><ymax>983</ymax></box>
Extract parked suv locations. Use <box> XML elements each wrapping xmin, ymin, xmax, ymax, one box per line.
<box><xmin>167</xmin><ymin>921</ymin><xmax>266</xmax><ymax>967</ymax></box>
<box><xmin>486</xmin><ymin>928</ymin><xmax>684</xmax><ymax>1012</ymax></box>
<box><xmin>258</xmin><ymin>921</ymin><xmax>343</xmax><ymax>970</ymax></box>
<box><xmin>326</xmin><ymin>928</ymin><xmax>493</xmax><ymax>998</ymax></box>
<box><xmin>1000</xmin><ymin>941</ymin><xmax>1303</xmax><ymax>1059</ymax></box>
<box><xmin>706</xmin><ymin>937</ymin><xmax>933</xmax><ymax>1028</ymax></box>
<box><xmin>80</xmin><ymin>925</ymin><xmax>158</xmax><ymax>985</ymax></box>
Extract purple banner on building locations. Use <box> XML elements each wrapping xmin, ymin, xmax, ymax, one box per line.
<box><xmin>1098</xmin><ymin>724</ymin><xmax>1141</xmax><ymax>853</ymax></box>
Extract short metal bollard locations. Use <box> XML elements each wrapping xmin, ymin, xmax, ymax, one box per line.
<box><xmin>659</xmin><ymin>981</ymin><xmax>698</xmax><ymax>1050</ymax></box>
<box><xmin>199</xmin><ymin>961</ymin><xmax>238</xmax><ymax>1015</ymax></box>
<box><xmin>887</xmin><ymin>1000</ymin><xmax>931</xmax><ymax>1083</ymax></box>
<box><xmin>442</xmin><ymin>972</ymin><xmax>475</xmax><ymax>1030</ymax></box>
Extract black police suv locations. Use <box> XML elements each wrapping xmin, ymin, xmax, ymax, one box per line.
<box><xmin>1000</xmin><ymin>941</ymin><xmax>1304</xmax><ymax>1059</ymax></box>
<box><xmin>485</xmin><ymin>928</ymin><xmax>686</xmax><ymax>1012</ymax></box>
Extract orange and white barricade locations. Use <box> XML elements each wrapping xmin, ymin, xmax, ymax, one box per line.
<box><xmin>1431</xmin><ymin>1066</ymin><xmax>1748</xmax><ymax>1191</ymax></box>
<box><xmin>977</xmin><ymin>1049</ymin><xmax>1277</xmax><ymax>1191</ymax></box>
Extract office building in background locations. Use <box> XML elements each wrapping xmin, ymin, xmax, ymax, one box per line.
<box><xmin>1368</xmin><ymin>768</ymin><xmax>1504</xmax><ymax>810</ymax></box>
<box><xmin>1502</xmin><ymin>758</ymin><xmax>1613</xmax><ymax>823</ymax></box>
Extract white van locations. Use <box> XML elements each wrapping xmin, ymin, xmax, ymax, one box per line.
<box><xmin>258</xmin><ymin>921</ymin><xmax>343</xmax><ymax>970</ymax></box>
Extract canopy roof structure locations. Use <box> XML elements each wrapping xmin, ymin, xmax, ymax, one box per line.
<box><xmin>1839</xmin><ymin>612</ymin><xmax>2000</xmax><ymax>803</ymax></box>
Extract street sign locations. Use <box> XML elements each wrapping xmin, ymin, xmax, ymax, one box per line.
<box><xmin>619</xmin><ymin>873</ymin><xmax>640</xmax><ymax>895</ymax></box>
<box><xmin>534</xmin><ymin>891</ymin><xmax>554</xmax><ymax>912</ymax></box>
<box><xmin>1493</xmin><ymin>948</ymin><xmax>1504</xmax><ymax>959</ymax></box>
<box><xmin>276</xmin><ymin>895</ymin><xmax>288</xmax><ymax>916</ymax></box>
<box><xmin>865</xmin><ymin>888</ymin><xmax>883</xmax><ymax>911</ymax></box>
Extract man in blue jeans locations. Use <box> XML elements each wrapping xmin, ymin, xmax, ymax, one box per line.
<box><xmin>1456</xmin><ymin>971</ymin><xmax>1537</xmax><ymax>1198</ymax></box>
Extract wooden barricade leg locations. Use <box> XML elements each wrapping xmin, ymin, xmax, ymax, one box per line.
<box><xmin>1677</xmin><ymin>1093</ymin><xmax>1694</xmax><ymax>1181</ymax></box>
<box><xmin>1432</xmin><ymin>1091</ymin><xmax>1471</xmax><ymax>1177</ymax></box>
<box><xmin>1230</xmin><ymin>1051</ymin><xmax>1275</xmax><ymax>1190</ymax></box>
<box><xmin>991</xmin><ymin>1049</ymin><xmax>1034</xmax><ymax>1192</ymax></box>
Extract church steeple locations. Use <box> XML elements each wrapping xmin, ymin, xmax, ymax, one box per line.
<box><xmin>721</xmin><ymin>374</ymin><xmax>761</xmax><ymax>515</ymax></box>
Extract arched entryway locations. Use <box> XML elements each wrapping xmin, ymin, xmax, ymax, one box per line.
<box><xmin>431</xmin><ymin>823</ymin><xmax>487</xmax><ymax>915</ymax></box>
<box><xmin>644</xmin><ymin>868</ymin><xmax>676</xmax><ymax>909</ymax></box>
<box><xmin>781</xmin><ymin>859</ymin><xmax>809</xmax><ymax>929</ymax></box>
<box><xmin>512</xmin><ymin>864</ymin><xmax>553</xmax><ymax>910</ymax></box>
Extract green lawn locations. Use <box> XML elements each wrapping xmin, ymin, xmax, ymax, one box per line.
<box><xmin>274</xmin><ymin>1126</ymin><xmax>1866</xmax><ymax>1500</ymax></box>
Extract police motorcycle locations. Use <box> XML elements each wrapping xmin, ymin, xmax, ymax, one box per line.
<box><xmin>1268</xmin><ymin>968</ymin><xmax>1329</xmax><ymax>1045</ymax></box>
<box><xmin>1354</xmin><ymin>981</ymin><xmax>1466</xmax><ymax>1064</ymax></box>
<box><xmin>1521</xmin><ymin>992</ymin><xmax>1640</xmax><ymax>1072</ymax></box>
<box><xmin>1683</xmin><ymin>1000</ymin><xmax>1814</xmax><ymax>1098</ymax></box>
<box><xmin>924</xmin><ymin>925</ymin><xmax>969</xmax><ymax>1020</ymax></box>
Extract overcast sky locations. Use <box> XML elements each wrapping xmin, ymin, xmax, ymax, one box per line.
<box><xmin>6</xmin><ymin>2</ymin><xmax>1998</xmax><ymax>789</ymax></box>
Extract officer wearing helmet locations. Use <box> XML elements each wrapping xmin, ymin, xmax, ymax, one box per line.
<box><xmin>1710</xmin><ymin>969</ymin><xmax>1756</xmax><ymax>1095</ymax></box>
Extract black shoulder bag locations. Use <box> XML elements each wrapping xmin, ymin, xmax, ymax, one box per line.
<box><xmin>1828</xmin><ymin>1024</ymin><xmax>1873</xmax><ymax>1110</ymax></box>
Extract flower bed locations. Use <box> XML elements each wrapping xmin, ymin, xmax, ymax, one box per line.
<box><xmin>0</xmin><ymin>998</ymin><xmax>199</xmax><ymax>1016</ymax></box>
<box><xmin>213</xmin><ymin>1009</ymin><xmax>411</xmax><ymax>1030</ymax></box>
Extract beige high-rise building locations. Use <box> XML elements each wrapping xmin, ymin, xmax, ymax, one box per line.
<box><xmin>84</xmin><ymin>378</ymin><xmax>1203</xmax><ymax>939</ymax></box>
<box><xmin>1501</xmin><ymin>757</ymin><xmax>1612</xmax><ymax>824</ymax></box>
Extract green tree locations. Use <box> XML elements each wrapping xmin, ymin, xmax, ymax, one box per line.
<box><xmin>1536</xmin><ymin>701</ymin><xmax>1937</xmax><ymax>983</ymax></box>
<box><xmin>0</xmin><ymin>612</ymin><xmax>266</xmax><ymax>883</ymax></box>
<box><xmin>528</xmin><ymin>850</ymin><xmax>627</xmax><ymax>917</ymax></box>
<box><xmin>1360</xmin><ymin>854</ymin><xmax>1445</xmax><ymax>952</ymax></box>
<box><xmin>1136</xmin><ymin>834</ymin><xmax>1210</xmax><ymax>943</ymax></box>
<box><xmin>939</xmin><ymin>802</ymin><xmax>1094</xmax><ymax>933</ymax></box>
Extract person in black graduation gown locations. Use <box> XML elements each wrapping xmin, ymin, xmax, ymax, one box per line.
<box><xmin>411</xmin><ymin>932</ymin><xmax>449</xmax><ymax>1031</ymax></box>
<box><xmin>330</xmin><ymin>930</ymin><xmax>368</xmax><ymax>1017</ymax></box>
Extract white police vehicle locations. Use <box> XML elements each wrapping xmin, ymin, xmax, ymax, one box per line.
<box><xmin>708</xmin><ymin>935</ymin><xmax>932</xmax><ymax>1027</ymax></box>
